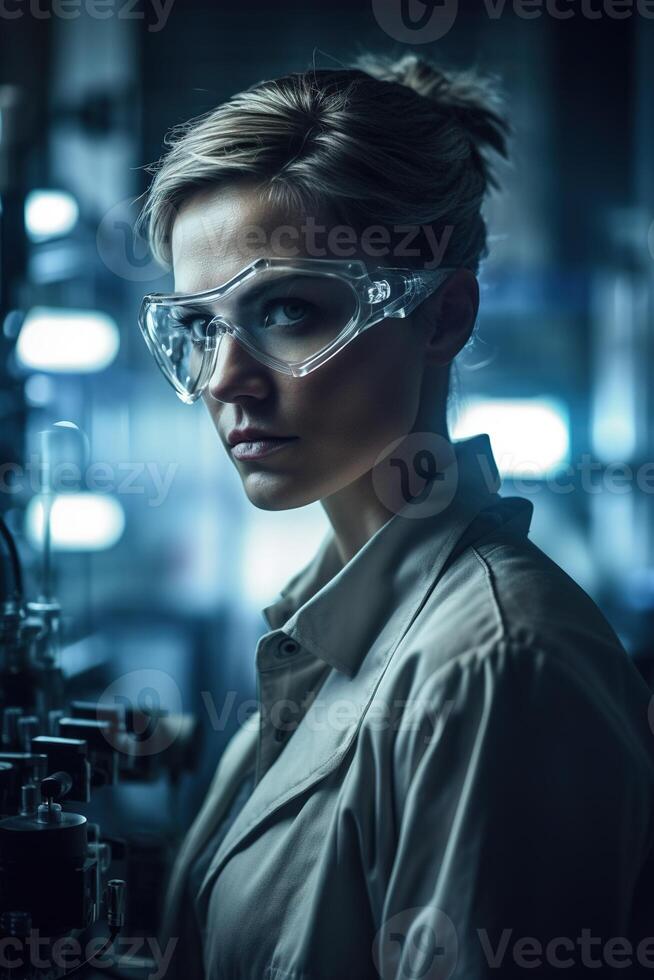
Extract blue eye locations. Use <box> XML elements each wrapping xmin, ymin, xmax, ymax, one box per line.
<box><xmin>172</xmin><ymin>310</ymin><xmax>213</xmax><ymax>341</ymax></box>
<box><xmin>262</xmin><ymin>299</ymin><xmax>312</xmax><ymax>328</ymax></box>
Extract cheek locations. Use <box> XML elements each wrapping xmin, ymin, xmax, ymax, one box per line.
<box><xmin>285</xmin><ymin>324</ymin><xmax>422</xmax><ymax>445</ymax></box>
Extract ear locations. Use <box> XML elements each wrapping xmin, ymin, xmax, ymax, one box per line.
<box><xmin>414</xmin><ymin>269</ymin><xmax>480</xmax><ymax>365</ymax></box>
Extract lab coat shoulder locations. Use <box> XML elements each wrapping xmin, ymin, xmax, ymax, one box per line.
<box><xmin>367</xmin><ymin>532</ymin><xmax>654</xmax><ymax>977</ymax></box>
<box><xmin>374</xmin><ymin>635</ymin><xmax>654</xmax><ymax>974</ymax></box>
<box><xmin>385</xmin><ymin>521</ymin><xmax>640</xmax><ymax>702</ymax></box>
<box><xmin>376</xmin><ymin>528</ymin><xmax>654</xmax><ymax>848</ymax></box>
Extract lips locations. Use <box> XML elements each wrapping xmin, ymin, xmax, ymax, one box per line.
<box><xmin>230</xmin><ymin>437</ymin><xmax>298</xmax><ymax>461</ymax></box>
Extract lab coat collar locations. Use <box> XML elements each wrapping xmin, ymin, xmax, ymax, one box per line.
<box><xmin>261</xmin><ymin>432</ymin><xmax>507</xmax><ymax>677</ymax></box>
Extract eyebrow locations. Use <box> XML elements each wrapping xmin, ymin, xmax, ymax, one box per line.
<box><xmin>170</xmin><ymin>304</ymin><xmax>211</xmax><ymax>321</ymax></box>
<box><xmin>174</xmin><ymin>275</ymin><xmax>309</xmax><ymax>306</ymax></box>
<box><xmin>237</xmin><ymin>278</ymin><xmax>307</xmax><ymax>304</ymax></box>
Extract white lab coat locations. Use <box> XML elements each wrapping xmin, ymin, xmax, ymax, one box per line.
<box><xmin>159</xmin><ymin>434</ymin><xmax>654</xmax><ymax>979</ymax></box>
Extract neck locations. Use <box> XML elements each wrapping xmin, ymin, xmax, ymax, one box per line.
<box><xmin>322</xmin><ymin>414</ymin><xmax>451</xmax><ymax>566</ymax></box>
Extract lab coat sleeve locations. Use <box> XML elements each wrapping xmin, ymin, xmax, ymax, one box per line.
<box><xmin>377</xmin><ymin>637</ymin><xmax>654</xmax><ymax>979</ymax></box>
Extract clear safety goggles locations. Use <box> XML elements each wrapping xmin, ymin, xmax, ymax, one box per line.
<box><xmin>138</xmin><ymin>257</ymin><xmax>457</xmax><ymax>404</ymax></box>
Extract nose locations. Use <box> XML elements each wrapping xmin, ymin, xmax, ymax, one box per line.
<box><xmin>205</xmin><ymin>329</ymin><xmax>271</xmax><ymax>403</ymax></box>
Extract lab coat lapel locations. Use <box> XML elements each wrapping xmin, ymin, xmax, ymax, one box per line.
<box><xmin>195</xmin><ymin>592</ymin><xmax>413</xmax><ymax>918</ymax></box>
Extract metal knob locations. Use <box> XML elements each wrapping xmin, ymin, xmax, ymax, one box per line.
<box><xmin>40</xmin><ymin>770</ymin><xmax>73</xmax><ymax>802</ymax></box>
<box><xmin>106</xmin><ymin>879</ymin><xmax>127</xmax><ymax>928</ymax></box>
<box><xmin>20</xmin><ymin>783</ymin><xmax>40</xmax><ymax>815</ymax></box>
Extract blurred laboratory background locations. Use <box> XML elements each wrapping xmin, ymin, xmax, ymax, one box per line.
<box><xmin>0</xmin><ymin>0</ymin><xmax>653</xmax><ymax>865</ymax></box>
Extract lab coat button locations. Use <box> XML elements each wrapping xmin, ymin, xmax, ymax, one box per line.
<box><xmin>275</xmin><ymin>638</ymin><xmax>300</xmax><ymax>658</ymax></box>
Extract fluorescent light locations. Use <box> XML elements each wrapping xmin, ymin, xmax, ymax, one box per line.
<box><xmin>25</xmin><ymin>190</ymin><xmax>79</xmax><ymax>241</ymax></box>
<box><xmin>453</xmin><ymin>397</ymin><xmax>570</xmax><ymax>478</ymax></box>
<box><xmin>241</xmin><ymin>505</ymin><xmax>330</xmax><ymax>606</ymax></box>
<box><xmin>25</xmin><ymin>493</ymin><xmax>125</xmax><ymax>551</ymax></box>
<box><xmin>591</xmin><ymin>275</ymin><xmax>640</xmax><ymax>461</ymax></box>
<box><xmin>17</xmin><ymin>307</ymin><xmax>119</xmax><ymax>373</ymax></box>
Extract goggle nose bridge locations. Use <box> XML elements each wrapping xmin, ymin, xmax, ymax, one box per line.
<box><xmin>202</xmin><ymin>315</ymin><xmax>262</xmax><ymax>380</ymax></box>
<box><xmin>206</xmin><ymin>313</ymin><xmax>235</xmax><ymax>341</ymax></box>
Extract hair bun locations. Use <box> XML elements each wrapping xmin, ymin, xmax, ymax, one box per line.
<box><xmin>356</xmin><ymin>52</ymin><xmax>453</xmax><ymax>101</ymax></box>
<box><xmin>354</xmin><ymin>52</ymin><xmax>511</xmax><ymax>189</ymax></box>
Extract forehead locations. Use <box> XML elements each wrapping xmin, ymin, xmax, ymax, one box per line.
<box><xmin>171</xmin><ymin>183</ymin><xmax>358</xmax><ymax>294</ymax></box>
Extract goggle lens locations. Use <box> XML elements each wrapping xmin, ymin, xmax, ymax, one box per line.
<box><xmin>140</xmin><ymin>270</ymin><xmax>360</xmax><ymax>399</ymax></box>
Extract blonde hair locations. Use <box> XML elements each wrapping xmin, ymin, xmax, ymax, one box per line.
<box><xmin>136</xmin><ymin>52</ymin><xmax>511</xmax><ymax>274</ymax></box>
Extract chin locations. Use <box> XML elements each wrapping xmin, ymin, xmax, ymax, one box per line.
<box><xmin>242</xmin><ymin>474</ymin><xmax>320</xmax><ymax>512</ymax></box>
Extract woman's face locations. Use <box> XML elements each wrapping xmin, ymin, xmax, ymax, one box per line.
<box><xmin>171</xmin><ymin>183</ymin><xmax>440</xmax><ymax>512</ymax></box>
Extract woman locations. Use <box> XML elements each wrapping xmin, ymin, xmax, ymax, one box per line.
<box><xmin>137</xmin><ymin>54</ymin><xmax>654</xmax><ymax>979</ymax></box>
